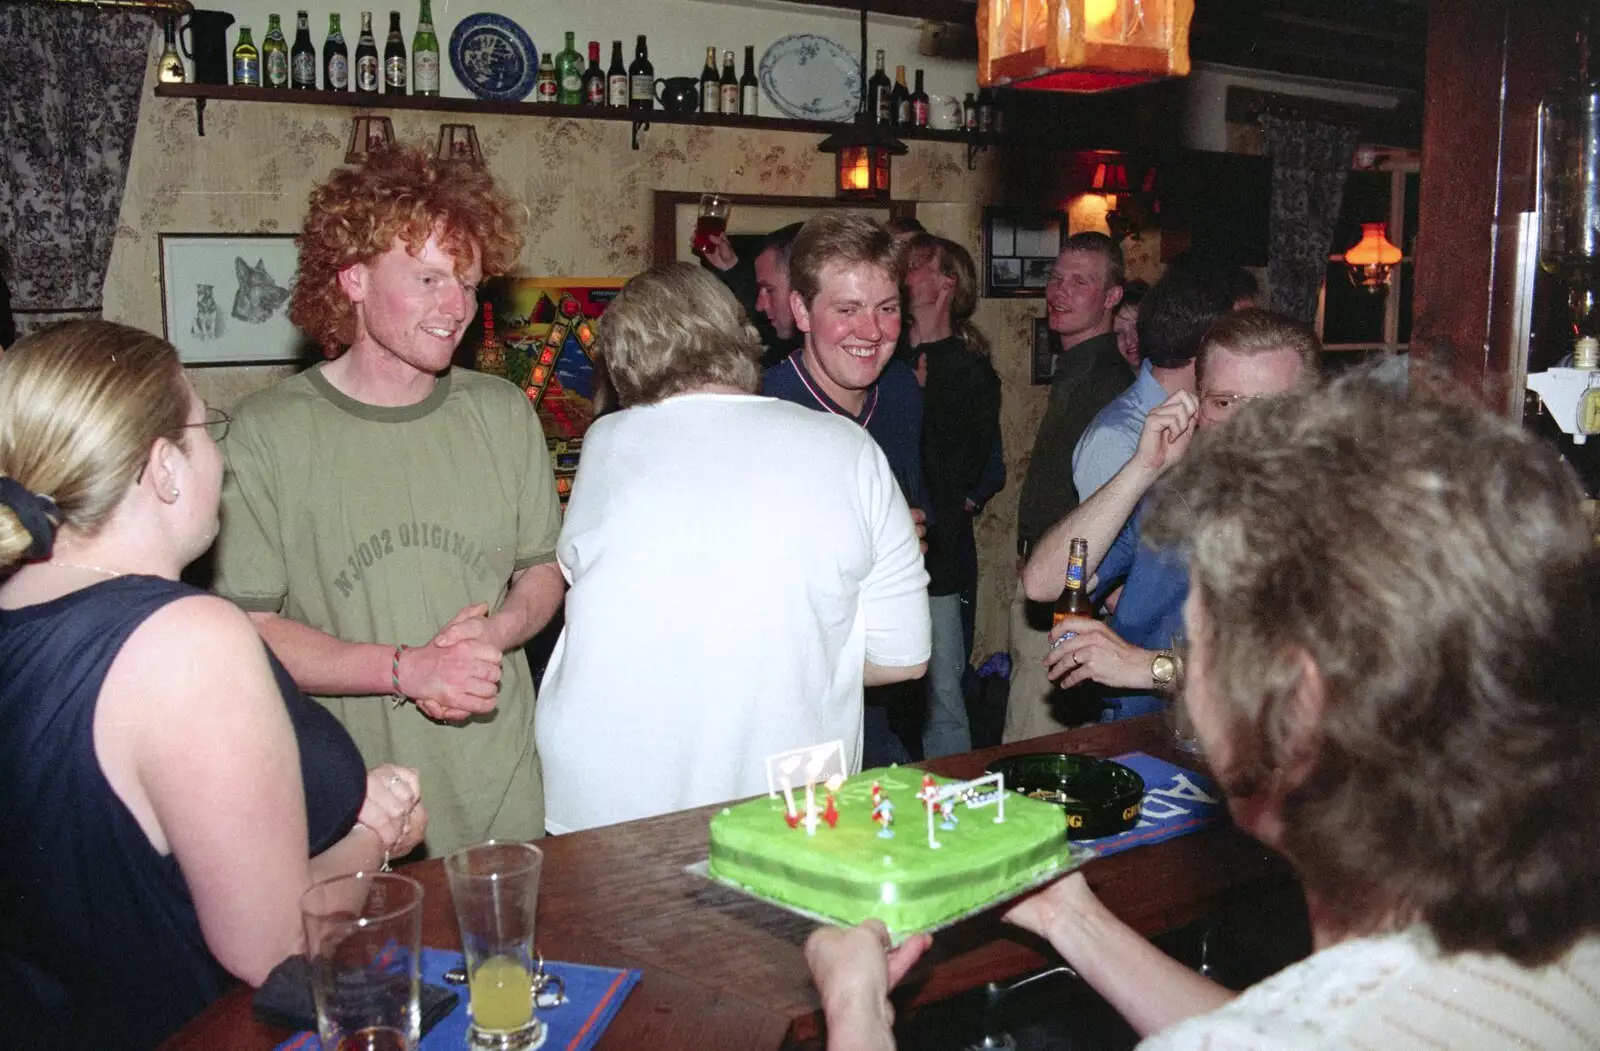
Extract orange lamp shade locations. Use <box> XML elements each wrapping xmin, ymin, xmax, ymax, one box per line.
<box><xmin>1344</xmin><ymin>222</ymin><xmax>1403</xmax><ymax>291</ymax></box>
<box><xmin>978</xmin><ymin>0</ymin><xmax>1195</xmax><ymax>93</ymax></box>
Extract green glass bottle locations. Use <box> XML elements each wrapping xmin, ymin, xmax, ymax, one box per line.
<box><xmin>262</xmin><ymin>14</ymin><xmax>289</xmax><ymax>88</ymax></box>
<box><xmin>556</xmin><ymin>31</ymin><xmax>583</xmax><ymax>105</ymax></box>
<box><xmin>411</xmin><ymin>0</ymin><xmax>439</xmax><ymax>96</ymax></box>
<box><xmin>233</xmin><ymin>25</ymin><xmax>260</xmax><ymax>86</ymax></box>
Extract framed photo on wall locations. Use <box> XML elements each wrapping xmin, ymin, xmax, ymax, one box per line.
<box><xmin>984</xmin><ymin>206</ymin><xmax>1065</xmax><ymax>299</ymax></box>
<box><xmin>159</xmin><ymin>233</ymin><xmax>313</xmax><ymax>365</ymax></box>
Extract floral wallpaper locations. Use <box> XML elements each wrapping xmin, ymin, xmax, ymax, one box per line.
<box><xmin>103</xmin><ymin>83</ymin><xmax>1156</xmax><ymax>661</ymax></box>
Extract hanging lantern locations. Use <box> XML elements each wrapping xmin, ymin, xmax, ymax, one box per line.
<box><xmin>344</xmin><ymin>115</ymin><xmax>395</xmax><ymax>164</ymax></box>
<box><xmin>818</xmin><ymin>128</ymin><xmax>906</xmax><ymax>203</ymax></box>
<box><xmin>435</xmin><ymin>123</ymin><xmax>484</xmax><ymax>164</ymax></box>
<box><xmin>978</xmin><ymin>0</ymin><xmax>1195</xmax><ymax>93</ymax></box>
<box><xmin>1343</xmin><ymin>222</ymin><xmax>1403</xmax><ymax>292</ymax></box>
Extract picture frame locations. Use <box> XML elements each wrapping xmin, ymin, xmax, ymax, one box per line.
<box><xmin>984</xmin><ymin>206</ymin><xmax>1065</xmax><ymax>299</ymax></box>
<box><xmin>1032</xmin><ymin>317</ymin><xmax>1057</xmax><ymax>386</ymax></box>
<box><xmin>159</xmin><ymin>233</ymin><xmax>313</xmax><ymax>365</ymax></box>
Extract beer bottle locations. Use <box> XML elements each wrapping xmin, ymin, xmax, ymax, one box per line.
<box><xmin>628</xmin><ymin>35</ymin><xmax>654</xmax><ymax>112</ymax></box>
<box><xmin>719</xmin><ymin>50</ymin><xmax>739</xmax><ymax>115</ymax></box>
<box><xmin>699</xmin><ymin>46</ymin><xmax>720</xmax><ymax>114</ymax></box>
<box><xmin>1052</xmin><ymin>538</ymin><xmax>1093</xmax><ymax>634</ymax></box>
<box><xmin>290</xmin><ymin>11</ymin><xmax>317</xmax><ymax>90</ymax></box>
<box><xmin>262</xmin><ymin>14</ymin><xmax>288</xmax><ymax>88</ymax></box>
<box><xmin>412</xmin><ymin>0</ymin><xmax>440</xmax><ymax>96</ymax></box>
<box><xmin>157</xmin><ymin>16</ymin><xmax>185</xmax><ymax>84</ymax></box>
<box><xmin>740</xmin><ymin>45</ymin><xmax>759</xmax><ymax>115</ymax></box>
<box><xmin>355</xmin><ymin>12</ymin><xmax>380</xmax><ymax>92</ymax></box>
<box><xmin>324</xmin><ymin>14</ymin><xmax>348</xmax><ymax>91</ymax></box>
<box><xmin>605</xmin><ymin>40</ymin><xmax>628</xmax><ymax>108</ymax></box>
<box><xmin>233</xmin><ymin>26</ymin><xmax>261</xmax><ymax>86</ymax></box>
<box><xmin>582</xmin><ymin>41</ymin><xmax>605</xmax><ymax>106</ymax></box>
<box><xmin>383</xmin><ymin>11</ymin><xmax>407</xmax><ymax>94</ymax></box>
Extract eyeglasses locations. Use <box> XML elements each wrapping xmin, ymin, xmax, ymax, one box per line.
<box><xmin>185</xmin><ymin>406</ymin><xmax>231</xmax><ymax>442</ymax></box>
<box><xmin>1197</xmin><ymin>391</ymin><xmax>1268</xmax><ymax>421</ymax></box>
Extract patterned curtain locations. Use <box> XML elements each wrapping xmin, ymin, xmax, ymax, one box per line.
<box><xmin>0</xmin><ymin>5</ymin><xmax>151</xmax><ymax>339</ymax></box>
<box><xmin>1259</xmin><ymin>115</ymin><xmax>1361</xmax><ymax>324</ymax></box>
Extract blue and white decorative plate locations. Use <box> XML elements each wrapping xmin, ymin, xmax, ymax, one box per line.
<box><xmin>759</xmin><ymin>34</ymin><xmax>862</xmax><ymax>122</ymax></box>
<box><xmin>449</xmin><ymin>13</ymin><xmax>538</xmax><ymax>101</ymax></box>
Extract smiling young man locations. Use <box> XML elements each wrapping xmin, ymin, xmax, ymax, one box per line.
<box><xmin>762</xmin><ymin>212</ymin><xmax>929</xmax><ymax>764</ymax></box>
<box><xmin>1005</xmin><ymin>233</ymin><xmax>1130</xmax><ymax>744</ymax></box>
<box><xmin>213</xmin><ymin>146</ymin><xmax>567</xmax><ymax>854</ymax></box>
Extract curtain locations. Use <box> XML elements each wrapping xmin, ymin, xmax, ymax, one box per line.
<box><xmin>1259</xmin><ymin>114</ymin><xmax>1361</xmax><ymax>324</ymax></box>
<box><xmin>0</xmin><ymin>5</ymin><xmax>151</xmax><ymax>339</ymax></box>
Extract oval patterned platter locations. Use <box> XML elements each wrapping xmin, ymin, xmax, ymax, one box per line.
<box><xmin>449</xmin><ymin>13</ymin><xmax>539</xmax><ymax>101</ymax></box>
<box><xmin>759</xmin><ymin>34</ymin><xmax>862</xmax><ymax>123</ymax></box>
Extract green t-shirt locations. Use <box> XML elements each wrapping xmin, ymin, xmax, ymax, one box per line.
<box><xmin>214</xmin><ymin>366</ymin><xmax>562</xmax><ymax>854</ymax></box>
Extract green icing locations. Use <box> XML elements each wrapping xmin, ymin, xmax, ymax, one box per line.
<box><xmin>708</xmin><ymin>767</ymin><xmax>1071</xmax><ymax>937</ymax></box>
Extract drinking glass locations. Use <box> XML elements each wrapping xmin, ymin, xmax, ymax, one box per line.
<box><xmin>692</xmin><ymin>193</ymin><xmax>731</xmax><ymax>256</ymax></box>
<box><xmin>301</xmin><ymin>871</ymin><xmax>424</xmax><ymax>1051</ymax></box>
<box><xmin>446</xmin><ymin>842</ymin><xmax>548</xmax><ymax>1051</ymax></box>
<box><xmin>1167</xmin><ymin>633</ymin><xmax>1204</xmax><ymax>756</ymax></box>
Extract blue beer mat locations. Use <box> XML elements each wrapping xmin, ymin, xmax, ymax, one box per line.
<box><xmin>1075</xmin><ymin>751</ymin><xmax>1226</xmax><ymax>857</ymax></box>
<box><xmin>275</xmin><ymin>949</ymin><xmax>642</xmax><ymax>1051</ymax></box>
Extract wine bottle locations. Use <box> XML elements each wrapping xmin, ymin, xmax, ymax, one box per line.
<box><xmin>740</xmin><ymin>45</ymin><xmax>759</xmax><ymax>116</ymax></box>
<box><xmin>867</xmin><ymin>50</ymin><xmax>890</xmax><ymax>124</ymax></box>
<box><xmin>157</xmin><ymin>15</ymin><xmax>185</xmax><ymax>84</ymax></box>
<box><xmin>412</xmin><ymin>0</ymin><xmax>439</xmax><ymax>96</ymax></box>
<box><xmin>582</xmin><ymin>41</ymin><xmax>605</xmax><ymax>106</ymax></box>
<box><xmin>910</xmin><ymin>68</ymin><xmax>929</xmax><ymax>128</ymax></box>
<box><xmin>977</xmin><ymin>88</ymin><xmax>995</xmax><ymax>134</ymax></box>
<box><xmin>324</xmin><ymin>14</ymin><xmax>348</xmax><ymax>91</ymax></box>
<box><xmin>699</xmin><ymin>46</ymin><xmax>720</xmax><ymax>114</ymax></box>
<box><xmin>719</xmin><ymin>50</ymin><xmax>738</xmax><ymax>115</ymax></box>
<box><xmin>556</xmin><ymin>31</ymin><xmax>583</xmax><ymax>105</ymax></box>
<box><xmin>629</xmin><ymin>35</ymin><xmax>654</xmax><ymax>111</ymax></box>
<box><xmin>606</xmin><ymin>40</ymin><xmax>628</xmax><ymax>107</ymax></box>
<box><xmin>233</xmin><ymin>25</ymin><xmax>261</xmax><ymax>86</ymax></box>
<box><xmin>355</xmin><ymin>12</ymin><xmax>379</xmax><ymax>92</ymax></box>
<box><xmin>262</xmin><ymin>14</ymin><xmax>288</xmax><ymax>88</ymax></box>
<box><xmin>535</xmin><ymin>51</ymin><xmax>557</xmax><ymax>103</ymax></box>
<box><xmin>383</xmin><ymin>11</ymin><xmax>406</xmax><ymax>94</ymax></box>
<box><xmin>291</xmin><ymin>10</ymin><xmax>316</xmax><ymax>90</ymax></box>
<box><xmin>890</xmin><ymin>64</ymin><xmax>910</xmax><ymax>128</ymax></box>
<box><xmin>963</xmin><ymin>91</ymin><xmax>977</xmax><ymax>130</ymax></box>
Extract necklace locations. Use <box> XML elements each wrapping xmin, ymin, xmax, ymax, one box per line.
<box><xmin>47</xmin><ymin>561</ymin><xmax>126</xmax><ymax>579</ymax></box>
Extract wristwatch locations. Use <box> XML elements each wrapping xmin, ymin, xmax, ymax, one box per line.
<box><xmin>1150</xmin><ymin>649</ymin><xmax>1180</xmax><ymax>691</ymax></box>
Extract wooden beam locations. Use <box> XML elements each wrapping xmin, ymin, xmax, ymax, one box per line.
<box><xmin>776</xmin><ymin>0</ymin><xmax>976</xmax><ymax>23</ymax></box>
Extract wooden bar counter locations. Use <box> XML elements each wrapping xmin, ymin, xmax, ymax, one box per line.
<box><xmin>161</xmin><ymin>715</ymin><xmax>1292</xmax><ymax>1051</ymax></box>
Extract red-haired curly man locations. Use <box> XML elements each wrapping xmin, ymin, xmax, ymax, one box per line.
<box><xmin>214</xmin><ymin>146</ymin><xmax>564</xmax><ymax>855</ymax></box>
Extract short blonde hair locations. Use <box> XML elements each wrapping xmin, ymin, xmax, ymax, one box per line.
<box><xmin>788</xmin><ymin>212</ymin><xmax>907</xmax><ymax>309</ymax></box>
<box><xmin>1196</xmin><ymin>308</ymin><xmax>1322</xmax><ymax>388</ymax></box>
<box><xmin>0</xmin><ymin>321</ymin><xmax>189</xmax><ymax>570</ymax></box>
<box><xmin>599</xmin><ymin>263</ymin><xmax>762</xmax><ymax>407</ymax></box>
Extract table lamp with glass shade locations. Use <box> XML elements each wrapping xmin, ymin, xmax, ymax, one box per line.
<box><xmin>1343</xmin><ymin>222</ymin><xmax>1403</xmax><ymax>293</ymax></box>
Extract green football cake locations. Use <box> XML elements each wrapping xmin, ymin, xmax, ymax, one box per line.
<box><xmin>707</xmin><ymin>765</ymin><xmax>1075</xmax><ymax>938</ymax></box>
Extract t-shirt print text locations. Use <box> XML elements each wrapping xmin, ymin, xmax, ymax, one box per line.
<box><xmin>333</xmin><ymin>520</ymin><xmax>495</xmax><ymax>597</ymax></box>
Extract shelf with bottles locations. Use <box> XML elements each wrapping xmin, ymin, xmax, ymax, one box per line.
<box><xmin>152</xmin><ymin>82</ymin><xmax>1008</xmax><ymax>151</ymax></box>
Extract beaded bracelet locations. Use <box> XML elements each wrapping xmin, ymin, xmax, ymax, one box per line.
<box><xmin>355</xmin><ymin>818</ymin><xmax>392</xmax><ymax>872</ymax></box>
<box><xmin>389</xmin><ymin>643</ymin><xmax>410</xmax><ymax>710</ymax></box>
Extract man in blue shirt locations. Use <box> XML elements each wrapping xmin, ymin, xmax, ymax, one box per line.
<box><xmin>1071</xmin><ymin>264</ymin><xmax>1234</xmax><ymax>499</ymax></box>
<box><xmin>1022</xmin><ymin>310</ymin><xmax>1322</xmax><ymax>721</ymax></box>
<box><xmin>762</xmin><ymin>212</ymin><xmax>927</xmax><ymax>762</ymax></box>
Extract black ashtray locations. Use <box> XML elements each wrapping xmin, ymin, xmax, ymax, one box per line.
<box><xmin>987</xmin><ymin>752</ymin><xmax>1145</xmax><ymax>839</ymax></box>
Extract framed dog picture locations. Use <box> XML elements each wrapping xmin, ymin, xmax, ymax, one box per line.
<box><xmin>984</xmin><ymin>206</ymin><xmax>1065</xmax><ymax>299</ymax></box>
<box><xmin>159</xmin><ymin>233</ymin><xmax>313</xmax><ymax>365</ymax></box>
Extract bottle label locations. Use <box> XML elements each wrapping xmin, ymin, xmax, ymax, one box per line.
<box><xmin>895</xmin><ymin>99</ymin><xmax>911</xmax><ymax>125</ymax></box>
<box><xmin>608</xmin><ymin>76</ymin><xmax>628</xmax><ymax>106</ymax></box>
<box><xmin>561</xmin><ymin>72</ymin><xmax>582</xmax><ymax>93</ymax></box>
<box><xmin>385</xmin><ymin>55</ymin><xmax>406</xmax><ymax>88</ymax></box>
<box><xmin>742</xmin><ymin>84</ymin><xmax>758</xmax><ymax>116</ymax></box>
<box><xmin>328</xmin><ymin>54</ymin><xmax>348</xmax><ymax>89</ymax></box>
<box><xmin>630</xmin><ymin>74</ymin><xmax>652</xmax><ymax>101</ymax></box>
<box><xmin>536</xmin><ymin>76</ymin><xmax>557</xmax><ymax>102</ymax></box>
<box><xmin>875</xmin><ymin>96</ymin><xmax>890</xmax><ymax>123</ymax></box>
<box><xmin>721</xmin><ymin>84</ymin><xmax>739</xmax><ymax>113</ymax></box>
<box><xmin>702</xmin><ymin>82</ymin><xmax>719</xmax><ymax>113</ymax></box>
<box><xmin>292</xmin><ymin>53</ymin><xmax>315</xmax><ymax>86</ymax></box>
<box><xmin>586</xmin><ymin>78</ymin><xmax>606</xmax><ymax>104</ymax></box>
<box><xmin>266</xmin><ymin>51</ymin><xmax>288</xmax><ymax>86</ymax></box>
<box><xmin>414</xmin><ymin>51</ymin><xmax>439</xmax><ymax>91</ymax></box>
<box><xmin>357</xmin><ymin>56</ymin><xmax>379</xmax><ymax>91</ymax></box>
<box><xmin>234</xmin><ymin>55</ymin><xmax>259</xmax><ymax>86</ymax></box>
<box><xmin>912</xmin><ymin>99</ymin><xmax>929</xmax><ymax>126</ymax></box>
